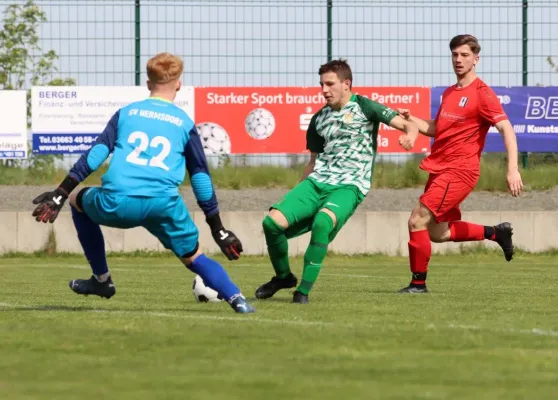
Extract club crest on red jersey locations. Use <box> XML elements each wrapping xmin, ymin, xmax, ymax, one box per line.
<box><xmin>458</xmin><ymin>96</ymin><xmax>468</xmax><ymax>107</ymax></box>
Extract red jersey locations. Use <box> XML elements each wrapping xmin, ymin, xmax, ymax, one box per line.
<box><xmin>420</xmin><ymin>77</ymin><xmax>508</xmax><ymax>187</ymax></box>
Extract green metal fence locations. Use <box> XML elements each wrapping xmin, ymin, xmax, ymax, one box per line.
<box><xmin>0</xmin><ymin>0</ymin><xmax>557</xmax><ymax>168</ymax></box>
<box><xmin>22</xmin><ymin>0</ymin><xmax>556</xmax><ymax>87</ymax></box>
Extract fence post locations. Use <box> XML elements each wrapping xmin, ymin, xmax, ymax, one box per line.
<box><xmin>327</xmin><ymin>0</ymin><xmax>333</xmax><ymax>61</ymax></box>
<box><xmin>521</xmin><ymin>0</ymin><xmax>528</xmax><ymax>167</ymax></box>
<box><xmin>135</xmin><ymin>0</ymin><xmax>141</xmax><ymax>86</ymax></box>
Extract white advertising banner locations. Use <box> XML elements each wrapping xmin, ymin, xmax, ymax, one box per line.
<box><xmin>32</xmin><ymin>86</ymin><xmax>195</xmax><ymax>154</ymax></box>
<box><xmin>0</xmin><ymin>90</ymin><xmax>28</xmax><ymax>159</ymax></box>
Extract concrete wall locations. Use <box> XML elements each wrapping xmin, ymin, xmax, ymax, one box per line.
<box><xmin>2</xmin><ymin>210</ymin><xmax>555</xmax><ymax>255</ymax></box>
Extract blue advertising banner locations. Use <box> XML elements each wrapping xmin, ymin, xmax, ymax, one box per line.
<box><xmin>431</xmin><ymin>86</ymin><xmax>558</xmax><ymax>152</ymax></box>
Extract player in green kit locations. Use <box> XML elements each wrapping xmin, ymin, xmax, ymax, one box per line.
<box><xmin>255</xmin><ymin>59</ymin><xmax>420</xmax><ymax>303</ymax></box>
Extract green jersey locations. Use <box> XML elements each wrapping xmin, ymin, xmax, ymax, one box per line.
<box><xmin>306</xmin><ymin>94</ymin><xmax>397</xmax><ymax>195</ymax></box>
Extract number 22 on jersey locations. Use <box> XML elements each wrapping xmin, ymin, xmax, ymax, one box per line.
<box><xmin>125</xmin><ymin>131</ymin><xmax>171</xmax><ymax>171</ymax></box>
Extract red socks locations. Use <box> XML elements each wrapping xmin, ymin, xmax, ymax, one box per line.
<box><xmin>408</xmin><ymin>222</ymin><xmax>495</xmax><ymax>287</ymax></box>
<box><xmin>448</xmin><ymin>221</ymin><xmax>485</xmax><ymax>242</ymax></box>
<box><xmin>408</xmin><ymin>230</ymin><xmax>431</xmax><ymax>285</ymax></box>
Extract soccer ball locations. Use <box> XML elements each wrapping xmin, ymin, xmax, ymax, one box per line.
<box><xmin>244</xmin><ymin>108</ymin><xmax>276</xmax><ymax>140</ymax></box>
<box><xmin>192</xmin><ymin>275</ymin><xmax>224</xmax><ymax>303</ymax></box>
<box><xmin>196</xmin><ymin>122</ymin><xmax>232</xmax><ymax>155</ymax></box>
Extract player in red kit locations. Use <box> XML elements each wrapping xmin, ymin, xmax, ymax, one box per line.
<box><xmin>397</xmin><ymin>34</ymin><xmax>524</xmax><ymax>293</ymax></box>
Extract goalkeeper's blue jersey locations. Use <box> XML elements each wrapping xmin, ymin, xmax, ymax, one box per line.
<box><xmin>68</xmin><ymin>97</ymin><xmax>219</xmax><ymax>217</ymax></box>
<box><xmin>102</xmin><ymin>98</ymin><xmax>192</xmax><ymax>196</ymax></box>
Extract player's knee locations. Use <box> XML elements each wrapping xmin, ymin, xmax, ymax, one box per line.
<box><xmin>263</xmin><ymin>212</ymin><xmax>287</xmax><ymax>235</ymax></box>
<box><xmin>408</xmin><ymin>213</ymin><xmax>426</xmax><ymax>231</ymax></box>
<box><xmin>68</xmin><ymin>191</ymin><xmax>80</xmax><ymax>211</ymax></box>
<box><xmin>408</xmin><ymin>203</ymin><xmax>432</xmax><ymax>231</ymax></box>
<box><xmin>318</xmin><ymin>208</ymin><xmax>337</xmax><ymax>228</ymax></box>
<box><xmin>69</xmin><ymin>187</ymin><xmax>89</xmax><ymax>212</ymax></box>
<box><xmin>269</xmin><ymin>209</ymin><xmax>289</xmax><ymax>229</ymax></box>
<box><xmin>262</xmin><ymin>215</ymin><xmax>275</xmax><ymax>235</ymax></box>
<box><xmin>180</xmin><ymin>242</ymin><xmax>201</xmax><ymax>266</ymax></box>
<box><xmin>311</xmin><ymin>211</ymin><xmax>335</xmax><ymax>235</ymax></box>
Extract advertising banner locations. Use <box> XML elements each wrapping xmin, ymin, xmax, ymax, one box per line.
<box><xmin>0</xmin><ymin>90</ymin><xmax>28</xmax><ymax>159</ymax></box>
<box><xmin>194</xmin><ymin>87</ymin><xmax>431</xmax><ymax>154</ymax></box>
<box><xmin>32</xmin><ymin>86</ymin><xmax>194</xmax><ymax>154</ymax></box>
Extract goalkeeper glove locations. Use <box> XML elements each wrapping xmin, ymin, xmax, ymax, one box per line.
<box><xmin>206</xmin><ymin>213</ymin><xmax>243</xmax><ymax>260</ymax></box>
<box><xmin>32</xmin><ymin>176</ymin><xmax>78</xmax><ymax>223</ymax></box>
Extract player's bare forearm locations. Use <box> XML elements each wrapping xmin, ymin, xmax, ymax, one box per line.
<box><xmin>301</xmin><ymin>152</ymin><xmax>318</xmax><ymax>181</ymax></box>
<box><xmin>389</xmin><ymin>115</ymin><xmax>419</xmax><ymax>151</ymax></box>
<box><xmin>403</xmin><ymin>119</ymin><xmax>420</xmax><ymax>139</ymax></box>
<box><xmin>409</xmin><ymin>116</ymin><xmax>436</xmax><ymax>137</ymax></box>
<box><xmin>300</xmin><ymin>161</ymin><xmax>315</xmax><ymax>181</ymax></box>
<box><xmin>503</xmin><ymin>134</ymin><xmax>519</xmax><ymax>172</ymax></box>
<box><xmin>396</xmin><ymin>108</ymin><xmax>436</xmax><ymax>137</ymax></box>
<box><xmin>495</xmin><ymin>119</ymin><xmax>523</xmax><ymax>197</ymax></box>
<box><xmin>496</xmin><ymin>120</ymin><xmax>519</xmax><ymax>171</ymax></box>
<box><xmin>300</xmin><ymin>165</ymin><xmax>313</xmax><ymax>181</ymax></box>
<box><xmin>389</xmin><ymin>115</ymin><xmax>419</xmax><ymax>138</ymax></box>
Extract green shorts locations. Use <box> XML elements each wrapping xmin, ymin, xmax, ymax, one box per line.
<box><xmin>271</xmin><ymin>178</ymin><xmax>365</xmax><ymax>241</ymax></box>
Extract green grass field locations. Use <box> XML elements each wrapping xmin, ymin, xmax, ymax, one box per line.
<box><xmin>1</xmin><ymin>253</ymin><xmax>557</xmax><ymax>400</ymax></box>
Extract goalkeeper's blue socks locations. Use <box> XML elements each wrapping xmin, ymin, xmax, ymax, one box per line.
<box><xmin>188</xmin><ymin>254</ymin><xmax>255</xmax><ymax>313</ymax></box>
<box><xmin>187</xmin><ymin>254</ymin><xmax>241</xmax><ymax>302</ymax></box>
<box><xmin>71</xmin><ymin>207</ymin><xmax>109</xmax><ymax>278</ymax></box>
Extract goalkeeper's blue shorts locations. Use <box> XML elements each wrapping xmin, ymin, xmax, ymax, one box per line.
<box><xmin>79</xmin><ymin>187</ymin><xmax>199</xmax><ymax>257</ymax></box>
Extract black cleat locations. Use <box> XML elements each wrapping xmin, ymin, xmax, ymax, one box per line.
<box><xmin>69</xmin><ymin>275</ymin><xmax>116</xmax><ymax>299</ymax></box>
<box><xmin>397</xmin><ymin>285</ymin><xmax>429</xmax><ymax>294</ymax></box>
<box><xmin>255</xmin><ymin>273</ymin><xmax>298</xmax><ymax>299</ymax></box>
<box><xmin>494</xmin><ymin>222</ymin><xmax>514</xmax><ymax>261</ymax></box>
<box><xmin>292</xmin><ymin>291</ymin><xmax>309</xmax><ymax>304</ymax></box>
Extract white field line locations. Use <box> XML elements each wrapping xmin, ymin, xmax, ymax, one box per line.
<box><xmin>1</xmin><ymin>261</ymin><xmax>545</xmax><ymax>278</ymax></box>
<box><xmin>1</xmin><ymin>302</ymin><xmax>557</xmax><ymax>338</ymax></box>
<box><xmin>0</xmin><ymin>263</ymin><xmax>392</xmax><ymax>279</ymax></box>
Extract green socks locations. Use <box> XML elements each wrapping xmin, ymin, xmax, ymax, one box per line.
<box><xmin>263</xmin><ymin>212</ymin><xmax>335</xmax><ymax>295</ymax></box>
<box><xmin>262</xmin><ymin>215</ymin><xmax>291</xmax><ymax>278</ymax></box>
<box><xmin>298</xmin><ymin>212</ymin><xmax>333</xmax><ymax>295</ymax></box>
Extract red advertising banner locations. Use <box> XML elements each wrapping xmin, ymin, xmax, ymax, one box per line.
<box><xmin>194</xmin><ymin>87</ymin><xmax>431</xmax><ymax>154</ymax></box>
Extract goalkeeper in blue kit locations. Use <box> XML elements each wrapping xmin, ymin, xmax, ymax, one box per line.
<box><xmin>31</xmin><ymin>52</ymin><xmax>255</xmax><ymax>314</ymax></box>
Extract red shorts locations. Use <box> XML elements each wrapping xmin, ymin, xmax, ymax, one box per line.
<box><xmin>419</xmin><ymin>173</ymin><xmax>474</xmax><ymax>222</ymax></box>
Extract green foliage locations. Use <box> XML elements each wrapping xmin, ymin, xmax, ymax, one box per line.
<box><xmin>207</xmin><ymin>165</ymin><xmax>305</xmax><ymax>189</ymax></box>
<box><xmin>373</xmin><ymin>158</ymin><xmax>428</xmax><ymax>189</ymax></box>
<box><xmin>0</xmin><ymin>0</ymin><xmax>75</xmax><ymax>171</ymax></box>
<box><xmin>0</xmin><ymin>0</ymin><xmax>75</xmax><ymax>91</ymax></box>
<box><xmin>548</xmin><ymin>56</ymin><xmax>557</xmax><ymax>72</ymax></box>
